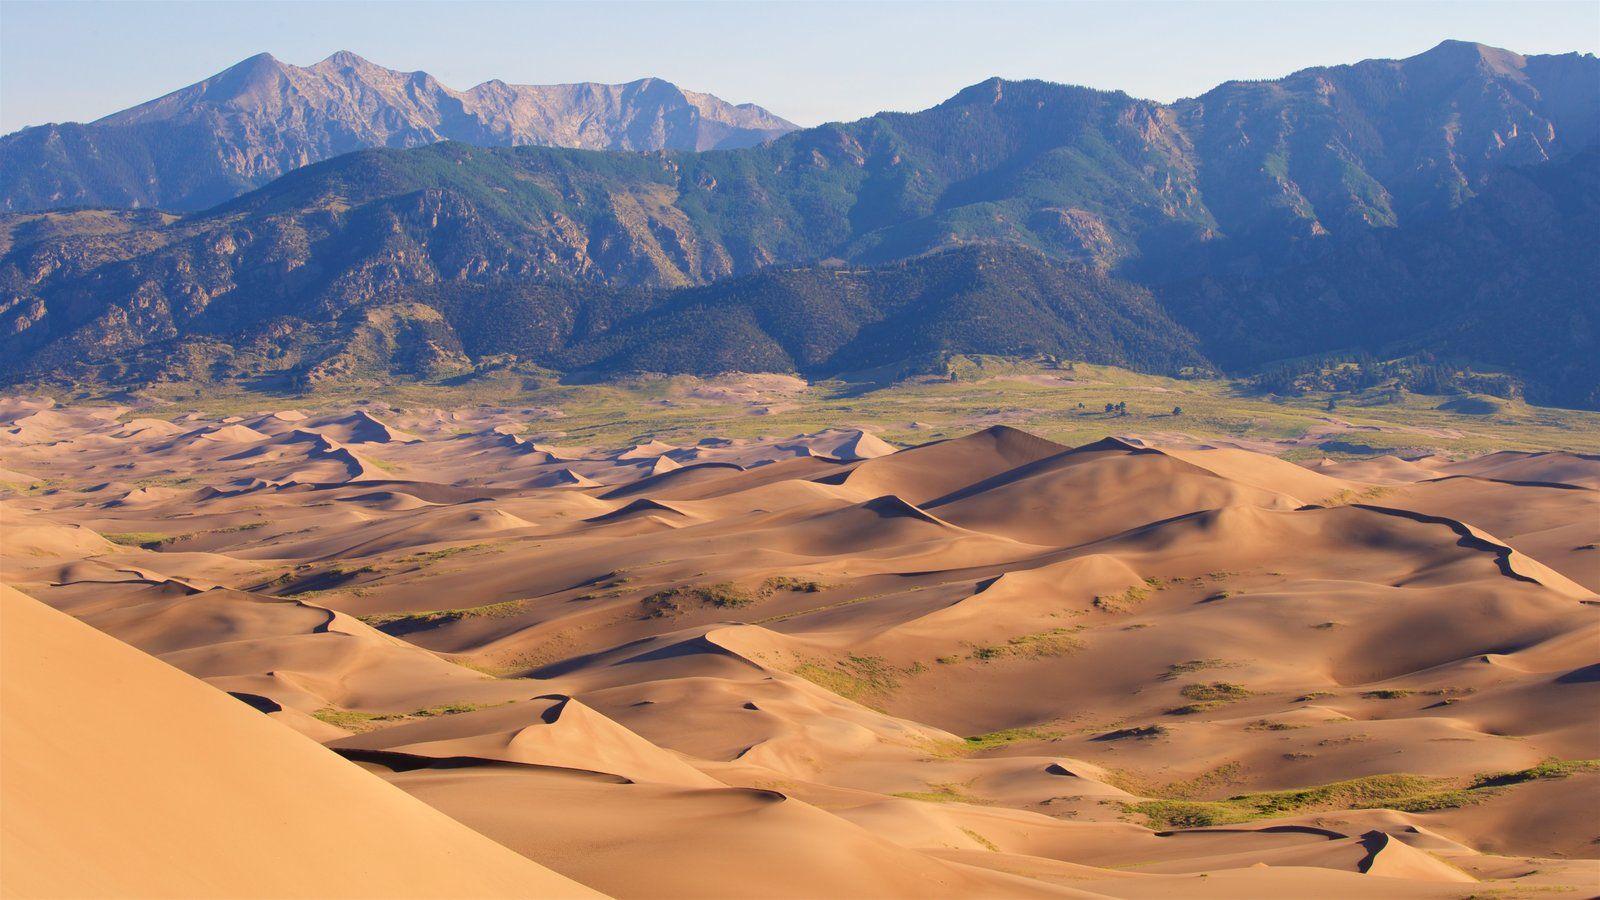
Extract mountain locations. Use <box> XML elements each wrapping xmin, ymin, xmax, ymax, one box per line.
<box><xmin>1164</xmin><ymin>40</ymin><xmax>1599</xmax><ymax>269</ymax></box>
<box><xmin>0</xmin><ymin>51</ymin><xmax>798</xmax><ymax>212</ymax></box>
<box><xmin>0</xmin><ymin>239</ymin><xmax>1211</xmax><ymax>388</ymax></box>
<box><xmin>0</xmin><ymin>42</ymin><xmax>1596</xmax><ymax>405</ymax></box>
<box><xmin>1162</xmin><ymin>149</ymin><xmax>1600</xmax><ymax>409</ymax></box>
<box><xmin>466</xmin><ymin>245</ymin><xmax>1210</xmax><ymax>379</ymax></box>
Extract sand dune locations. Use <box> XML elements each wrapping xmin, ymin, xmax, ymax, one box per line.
<box><xmin>0</xmin><ymin>585</ymin><xmax>596</xmax><ymax>898</ymax></box>
<box><xmin>3</xmin><ymin>407</ymin><xmax>1594</xmax><ymax>898</ymax></box>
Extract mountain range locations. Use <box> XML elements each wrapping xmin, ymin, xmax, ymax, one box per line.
<box><xmin>1</xmin><ymin>41</ymin><xmax>1596</xmax><ymax>407</ymax></box>
<box><xmin>0</xmin><ymin>51</ymin><xmax>797</xmax><ymax>212</ymax></box>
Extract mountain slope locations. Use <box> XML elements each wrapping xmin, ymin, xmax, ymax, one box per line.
<box><xmin>0</xmin><ymin>42</ymin><xmax>1595</xmax><ymax>404</ymax></box>
<box><xmin>1166</xmin><ymin>40</ymin><xmax>1599</xmax><ymax>268</ymax></box>
<box><xmin>1161</xmin><ymin>150</ymin><xmax>1600</xmax><ymax>408</ymax></box>
<box><xmin>0</xmin><ymin>242</ymin><xmax>1211</xmax><ymax>388</ymax></box>
<box><xmin>554</xmin><ymin>245</ymin><xmax>1210</xmax><ymax>378</ymax></box>
<box><xmin>0</xmin><ymin>51</ymin><xmax>797</xmax><ymax>212</ymax></box>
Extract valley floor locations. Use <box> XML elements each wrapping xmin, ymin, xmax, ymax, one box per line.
<box><xmin>2</xmin><ymin>390</ymin><xmax>1597</xmax><ymax>897</ymax></box>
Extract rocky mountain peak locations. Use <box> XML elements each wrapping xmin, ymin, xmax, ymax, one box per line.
<box><xmin>2</xmin><ymin>52</ymin><xmax>800</xmax><ymax>210</ymax></box>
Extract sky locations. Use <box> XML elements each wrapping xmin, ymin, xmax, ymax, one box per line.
<box><xmin>2</xmin><ymin>0</ymin><xmax>1597</xmax><ymax>133</ymax></box>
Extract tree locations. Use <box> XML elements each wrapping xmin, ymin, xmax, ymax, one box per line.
<box><xmin>1171</xmin><ymin>405</ymin><xmax>1183</xmax><ymax>416</ymax></box>
<box><xmin>1326</xmin><ymin>397</ymin><xmax>1338</xmax><ymax>411</ymax></box>
<box><xmin>1104</xmin><ymin>402</ymin><xmax>1116</xmax><ymax>413</ymax></box>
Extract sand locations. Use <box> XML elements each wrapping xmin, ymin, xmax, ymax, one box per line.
<box><xmin>0</xmin><ymin>585</ymin><xmax>596</xmax><ymax>898</ymax></box>
<box><xmin>2</xmin><ymin>403</ymin><xmax>1596</xmax><ymax>898</ymax></box>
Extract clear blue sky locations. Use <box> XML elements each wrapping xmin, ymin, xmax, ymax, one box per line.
<box><xmin>2</xmin><ymin>1</ymin><xmax>1597</xmax><ymax>133</ymax></box>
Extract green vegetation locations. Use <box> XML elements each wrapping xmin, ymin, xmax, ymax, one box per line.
<box><xmin>408</xmin><ymin>543</ymin><xmax>495</xmax><ymax>563</ymax></box>
<box><xmin>103</xmin><ymin>521</ymin><xmax>268</xmax><ymax>550</ymax></box>
<box><xmin>1361</xmin><ymin>689</ymin><xmax>1414</xmax><ymax>700</ymax></box>
<box><xmin>1245</xmin><ymin>720</ymin><xmax>1305</xmax><ymax>732</ymax></box>
<box><xmin>1294</xmin><ymin>691</ymin><xmax>1335</xmax><ymax>702</ymax></box>
<box><xmin>1093</xmin><ymin>584</ymin><xmax>1151</xmax><ymax>613</ymax></box>
<box><xmin>963</xmin><ymin>726</ymin><xmax>1062</xmax><ymax>751</ymax></box>
<box><xmin>1160</xmin><ymin>659</ymin><xmax>1235</xmax><ymax>680</ymax></box>
<box><xmin>12</xmin><ymin>66</ymin><xmax>1597</xmax><ymax>411</ymax></box>
<box><xmin>928</xmin><ymin>725</ymin><xmax>1064</xmax><ymax>758</ymax></box>
<box><xmin>961</xmin><ymin>827</ymin><xmax>1001</xmax><ymax>852</ymax></box>
<box><xmin>1319</xmin><ymin>486</ymin><xmax>1391</xmax><ymax>507</ymax></box>
<box><xmin>311</xmin><ymin>708</ymin><xmax>391</xmax><ymax>732</ymax></box>
<box><xmin>1180</xmin><ymin>682</ymin><xmax>1252</xmax><ymax>703</ymax></box>
<box><xmin>641</xmin><ymin>583</ymin><xmax>760</xmax><ymax>617</ymax></box>
<box><xmin>103</xmin><ymin>531</ymin><xmax>177</xmax><ymax>548</ymax></box>
<box><xmin>760</xmin><ymin>576</ymin><xmax>829</xmax><ymax>593</ymax></box>
<box><xmin>641</xmin><ymin>576</ymin><xmax>829</xmax><ymax>618</ymax></box>
<box><xmin>1124</xmin><ymin>759</ymin><xmax>1600</xmax><ymax>829</ymax></box>
<box><xmin>312</xmin><ymin>701</ymin><xmax>504</xmax><ymax>733</ymax></box>
<box><xmin>359</xmin><ymin>599</ymin><xmax>528</xmax><ymax>628</ymax></box>
<box><xmin>1169</xmin><ymin>682</ymin><xmax>1252</xmax><ymax>715</ymax></box>
<box><xmin>1468</xmin><ymin>758</ymin><xmax>1599</xmax><ymax>788</ymax></box>
<box><xmin>1125</xmin><ymin>773</ymin><xmax>1469</xmax><ymax>828</ymax></box>
<box><xmin>792</xmin><ymin>654</ymin><xmax>917</xmax><ymax>710</ymax></box>
<box><xmin>892</xmin><ymin>782</ymin><xmax>988</xmax><ymax>805</ymax></box>
<box><xmin>1097</xmin><ymin>724</ymin><xmax>1169</xmax><ymax>741</ymax></box>
<box><xmin>969</xmin><ymin>627</ymin><xmax>1084</xmax><ymax>661</ymax></box>
<box><xmin>41</xmin><ymin>355</ymin><xmax>1600</xmax><ymax>460</ymax></box>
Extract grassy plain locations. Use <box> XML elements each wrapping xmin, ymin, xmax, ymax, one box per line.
<box><xmin>26</xmin><ymin>355</ymin><xmax>1600</xmax><ymax>456</ymax></box>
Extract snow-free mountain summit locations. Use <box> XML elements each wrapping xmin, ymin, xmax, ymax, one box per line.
<box><xmin>0</xmin><ymin>51</ymin><xmax>799</xmax><ymax>211</ymax></box>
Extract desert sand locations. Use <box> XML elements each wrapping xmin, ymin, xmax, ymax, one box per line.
<box><xmin>2</xmin><ymin>399</ymin><xmax>1596</xmax><ymax>898</ymax></box>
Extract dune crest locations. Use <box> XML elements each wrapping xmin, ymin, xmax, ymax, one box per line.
<box><xmin>3</xmin><ymin>409</ymin><xmax>1594</xmax><ymax>898</ymax></box>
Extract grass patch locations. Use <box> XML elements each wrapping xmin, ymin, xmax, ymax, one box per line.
<box><xmin>1124</xmin><ymin>759</ymin><xmax>1600</xmax><ymax>829</ymax></box>
<box><xmin>409</xmin><ymin>543</ymin><xmax>495</xmax><ymax>563</ymax></box>
<box><xmin>360</xmin><ymin>599</ymin><xmax>529</xmax><ymax>628</ymax></box>
<box><xmin>1245</xmin><ymin>719</ymin><xmax>1306</xmax><ymax>732</ymax></box>
<box><xmin>103</xmin><ymin>531</ymin><xmax>178</xmax><ymax>548</ymax></box>
<box><xmin>1094</xmin><ymin>585</ymin><xmax>1148</xmax><ymax>612</ymax></box>
<box><xmin>411</xmin><ymin>702</ymin><xmax>496</xmax><ymax>717</ymax></box>
<box><xmin>930</xmin><ymin>725</ymin><xmax>1063</xmax><ymax>757</ymax></box>
<box><xmin>1159</xmin><ymin>659</ymin><xmax>1235</xmax><ymax>680</ymax></box>
<box><xmin>311</xmin><ymin>708</ymin><xmax>392</xmax><ymax>732</ymax></box>
<box><xmin>1126</xmin><ymin>773</ymin><xmax>1465</xmax><ymax>828</ymax></box>
<box><xmin>1168</xmin><ymin>682</ymin><xmax>1251</xmax><ymax>715</ymax></box>
<box><xmin>642</xmin><ymin>576</ymin><xmax>829</xmax><ymax>618</ymax></box>
<box><xmin>1179</xmin><ymin>682</ymin><xmax>1251</xmax><ymax>702</ymax></box>
<box><xmin>1469</xmin><ymin>758</ymin><xmax>1599</xmax><ymax>788</ymax></box>
<box><xmin>761</xmin><ymin>575</ymin><xmax>829</xmax><ymax>593</ymax></box>
<box><xmin>961</xmin><ymin>827</ymin><xmax>1000</xmax><ymax>852</ymax></box>
<box><xmin>1096</xmin><ymin>724</ymin><xmax>1169</xmax><ymax>741</ymax></box>
<box><xmin>641</xmin><ymin>582</ymin><xmax>759</xmax><ymax>616</ymax></box>
<box><xmin>793</xmin><ymin>654</ymin><xmax>915</xmax><ymax>709</ymax></box>
<box><xmin>892</xmin><ymin>782</ymin><xmax>987</xmax><ymax>804</ymax></box>
<box><xmin>48</xmin><ymin>356</ymin><xmax>1600</xmax><ymax>459</ymax></box>
<box><xmin>1294</xmin><ymin>691</ymin><xmax>1335</xmax><ymax>702</ymax></box>
<box><xmin>1361</xmin><ymin>689</ymin><xmax>1414</xmax><ymax>700</ymax></box>
<box><xmin>969</xmin><ymin>627</ymin><xmax>1084</xmax><ymax>661</ymax></box>
<box><xmin>1318</xmin><ymin>486</ymin><xmax>1391</xmax><ymax>507</ymax></box>
<box><xmin>312</xmin><ymin>701</ymin><xmax>504</xmax><ymax>732</ymax></box>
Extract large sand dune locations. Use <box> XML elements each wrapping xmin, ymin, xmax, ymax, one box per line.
<box><xmin>2</xmin><ymin>404</ymin><xmax>1596</xmax><ymax>897</ymax></box>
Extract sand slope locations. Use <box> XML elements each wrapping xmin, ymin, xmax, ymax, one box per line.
<box><xmin>0</xmin><ymin>585</ymin><xmax>598</xmax><ymax>899</ymax></box>
<box><xmin>3</xmin><ymin>406</ymin><xmax>1594</xmax><ymax>899</ymax></box>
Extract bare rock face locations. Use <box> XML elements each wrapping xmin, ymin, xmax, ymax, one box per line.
<box><xmin>0</xmin><ymin>51</ymin><xmax>798</xmax><ymax>212</ymax></box>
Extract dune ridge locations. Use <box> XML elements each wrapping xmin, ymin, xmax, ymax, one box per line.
<box><xmin>3</xmin><ymin>407</ymin><xmax>1596</xmax><ymax>898</ymax></box>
